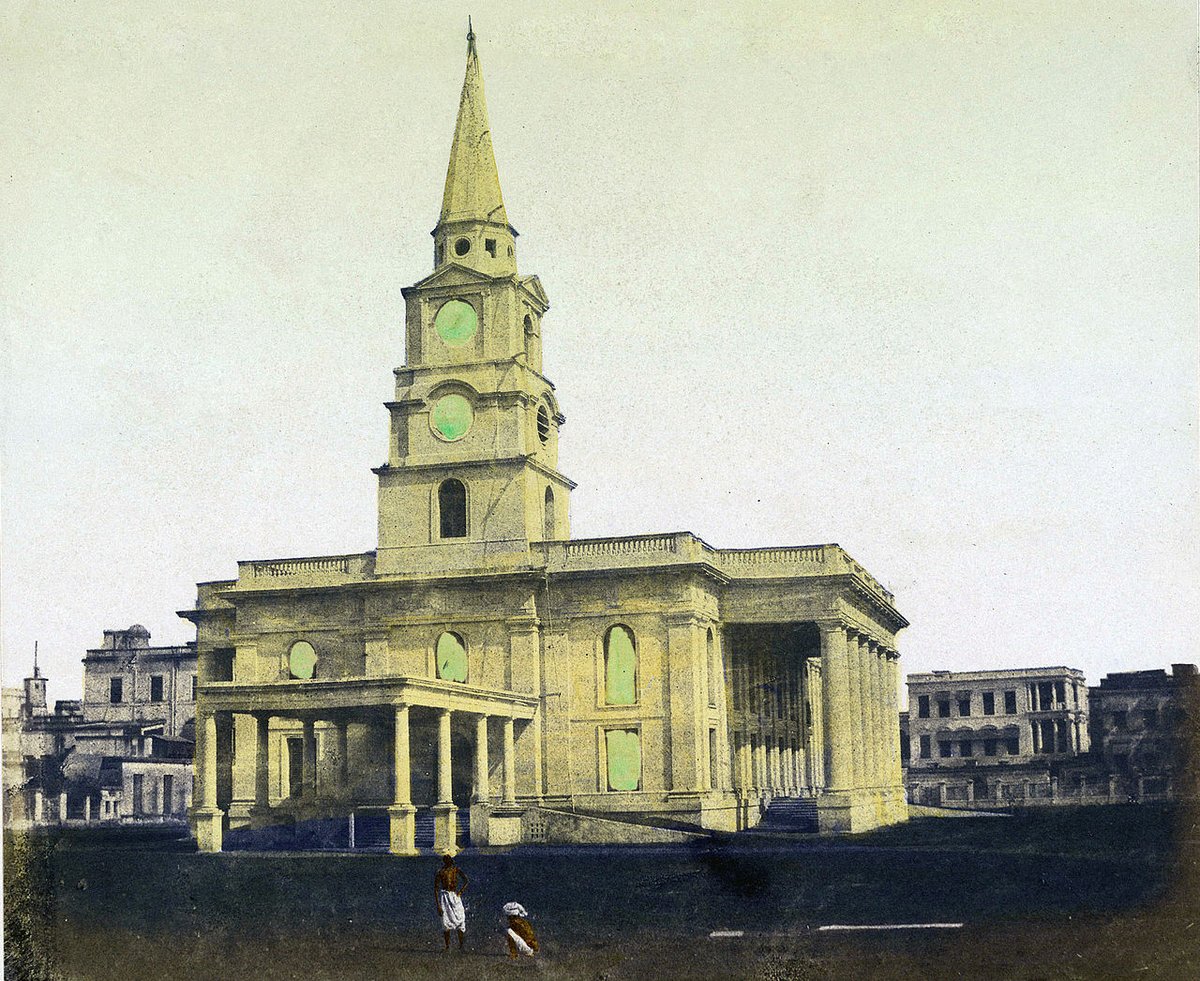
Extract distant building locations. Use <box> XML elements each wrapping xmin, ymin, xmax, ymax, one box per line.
<box><xmin>904</xmin><ymin>667</ymin><xmax>1089</xmax><ymax>806</ymax></box>
<box><xmin>1</xmin><ymin>626</ymin><xmax>198</xmax><ymax>827</ymax></box>
<box><xmin>1089</xmin><ymin>664</ymin><xmax>1198</xmax><ymax>800</ymax></box>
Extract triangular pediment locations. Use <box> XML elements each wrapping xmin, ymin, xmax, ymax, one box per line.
<box><xmin>403</xmin><ymin>262</ymin><xmax>500</xmax><ymax>295</ymax></box>
<box><xmin>518</xmin><ymin>275</ymin><xmax>549</xmax><ymax>308</ymax></box>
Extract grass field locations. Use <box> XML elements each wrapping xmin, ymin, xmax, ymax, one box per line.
<box><xmin>5</xmin><ymin>804</ymin><xmax>1198</xmax><ymax>980</ymax></box>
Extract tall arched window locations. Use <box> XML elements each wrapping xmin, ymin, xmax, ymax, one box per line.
<box><xmin>435</xmin><ymin>632</ymin><xmax>468</xmax><ymax>683</ymax></box>
<box><xmin>439</xmin><ymin>479</ymin><xmax>467</xmax><ymax>539</ymax></box>
<box><xmin>288</xmin><ymin>641</ymin><xmax>318</xmax><ymax>680</ymax></box>
<box><xmin>543</xmin><ymin>486</ymin><xmax>556</xmax><ymax>540</ymax></box>
<box><xmin>604</xmin><ymin>625</ymin><xmax>637</xmax><ymax>705</ymax></box>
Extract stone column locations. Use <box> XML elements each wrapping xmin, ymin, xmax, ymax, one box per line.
<box><xmin>469</xmin><ymin>714</ymin><xmax>491</xmax><ymax>846</ymax></box>
<box><xmin>502</xmin><ymin>717</ymin><xmax>517</xmax><ymax>805</ymax></box>
<box><xmin>333</xmin><ymin>720</ymin><xmax>349</xmax><ymax>793</ymax></box>
<box><xmin>84</xmin><ymin>795</ymin><xmax>92</xmax><ymax>823</ymax></box>
<box><xmin>472</xmin><ymin>715</ymin><xmax>490</xmax><ymax>802</ymax></box>
<box><xmin>33</xmin><ymin>787</ymin><xmax>43</xmax><ymax>824</ymax></box>
<box><xmin>59</xmin><ymin>791</ymin><xmax>68</xmax><ymax>823</ymax></box>
<box><xmin>302</xmin><ymin>719</ymin><xmax>318</xmax><ymax>799</ymax></box>
<box><xmin>432</xmin><ymin>708</ymin><xmax>457</xmax><ymax>854</ymax></box>
<box><xmin>388</xmin><ymin>704</ymin><xmax>416</xmax><ymax>855</ymax></box>
<box><xmin>507</xmin><ymin>617</ymin><xmax>544</xmax><ymax>799</ymax></box>
<box><xmin>193</xmin><ymin>710</ymin><xmax>224</xmax><ymax>852</ymax></box>
<box><xmin>666</xmin><ymin>615</ymin><xmax>704</xmax><ymax>795</ymax></box>
<box><xmin>252</xmin><ymin>714</ymin><xmax>271</xmax><ymax>821</ymax></box>
<box><xmin>818</xmin><ymin>621</ymin><xmax>855</xmax><ymax>832</ymax></box>
<box><xmin>228</xmin><ymin>713</ymin><xmax>257</xmax><ymax>828</ymax></box>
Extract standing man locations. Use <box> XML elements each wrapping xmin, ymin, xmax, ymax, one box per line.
<box><xmin>434</xmin><ymin>854</ymin><xmax>468</xmax><ymax>950</ymax></box>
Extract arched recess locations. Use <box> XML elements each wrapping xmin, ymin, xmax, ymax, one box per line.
<box><xmin>543</xmin><ymin>486</ymin><xmax>556</xmax><ymax>540</ymax></box>
<box><xmin>438</xmin><ymin>479</ymin><xmax>467</xmax><ymax>539</ymax></box>
<box><xmin>435</xmin><ymin>632</ymin><xmax>468</xmax><ymax>683</ymax></box>
<box><xmin>604</xmin><ymin>625</ymin><xmax>637</xmax><ymax>705</ymax></box>
<box><xmin>288</xmin><ymin>641</ymin><xmax>318</xmax><ymax>680</ymax></box>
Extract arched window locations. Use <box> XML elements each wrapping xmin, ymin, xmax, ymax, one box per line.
<box><xmin>435</xmin><ymin>632</ymin><xmax>468</xmax><ymax>683</ymax></box>
<box><xmin>439</xmin><ymin>479</ymin><xmax>467</xmax><ymax>539</ymax></box>
<box><xmin>536</xmin><ymin>405</ymin><xmax>550</xmax><ymax>444</ymax></box>
<box><xmin>604</xmin><ymin>625</ymin><xmax>637</xmax><ymax>705</ymax></box>
<box><xmin>288</xmin><ymin>641</ymin><xmax>318</xmax><ymax>680</ymax></box>
<box><xmin>543</xmin><ymin>486</ymin><xmax>556</xmax><ymax>540</ymax></box>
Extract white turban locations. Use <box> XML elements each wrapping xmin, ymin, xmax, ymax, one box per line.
<box><xmin>503</xmin><ymin>902</ymin><xmax>528</xmax><ymax>917</ymax></box>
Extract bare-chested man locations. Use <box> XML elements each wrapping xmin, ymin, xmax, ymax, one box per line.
<box><xmin>434</xmin><ymin>854</ymin><xmax>468</xmax><ymax>950</ymax></box>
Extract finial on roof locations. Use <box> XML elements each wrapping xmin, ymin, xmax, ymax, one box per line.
<box><xmin>467</xmin><ymin>16</ymin><xmax>475</xmax><ymax>53</ymax></box>
<box><xmin>33</xmin><ymin>640</ymin><xmax>40</xmax><ymax>678</ymax></box>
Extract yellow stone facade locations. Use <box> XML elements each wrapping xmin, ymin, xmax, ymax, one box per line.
<box><xmin>184</xmin><ymin>30</ymin><xmax>908</xmax><ymax>852</ymax></box>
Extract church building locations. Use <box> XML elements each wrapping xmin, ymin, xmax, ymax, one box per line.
<box><xmin>183</xmin><ymin>28</ymin><xmax>908</xmax><ymax>854</ymax></box>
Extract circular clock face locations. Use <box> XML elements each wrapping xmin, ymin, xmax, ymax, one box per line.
<box><xmin>434</xmin><ymin>299</ymin><xmax>478</xmax><ymax>346</ymax></box>
<box><xmin>431</xmin><ymin>393</ymin><xmax>473</xmax><ymax>441</ymax></box>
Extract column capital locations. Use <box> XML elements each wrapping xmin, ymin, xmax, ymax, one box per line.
<box><xmin>814</xmin><ymin>617</ymin><xmax>850</xmax><ymax>636</ymax></box>
<box><xmin>664</xmin><ymin>612</ymin><xmax>705</xmax><ymax>629</ymax></box>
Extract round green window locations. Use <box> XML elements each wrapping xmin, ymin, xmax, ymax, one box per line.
<box><xmin>431</xmin><ymin>394</ymin><xmax>473</xmax><ymax>441</ymax></box>
<box><xmin>288</xmin><ymin>641</ymin><xmax>317</xmax><ymax>680</ymax></box>
<box><xmin>434</xmin><ymin>300</ymin><xmax>478</xmax><ymax>346</ymax></box>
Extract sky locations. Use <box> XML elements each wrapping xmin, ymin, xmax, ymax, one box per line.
<box><xmin>3</xmin><ymin>1</ymin><xmax>1197</xmax><ymax>707</ymax></box>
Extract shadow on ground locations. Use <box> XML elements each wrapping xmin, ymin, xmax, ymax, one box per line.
<box><xmin>5</xmin><ymin>804</ymin><xmax>1198</xmax><ymax>980</ymax></box>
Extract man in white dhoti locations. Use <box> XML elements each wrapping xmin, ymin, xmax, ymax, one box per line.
<box><xmin>434</xmin><ymin>854</ymin><xmax>468</xmax><ymax>950</ymax></box>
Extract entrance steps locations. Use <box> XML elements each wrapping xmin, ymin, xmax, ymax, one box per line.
<box><xmin>412</xmin><ymin>808</ymin><xmax>470</xmax><ymax>852</ymax></box>
<box><xmin>755</xmin><ymin>796</ymin><xmax>819</xmax><ymax>833</ymax></box>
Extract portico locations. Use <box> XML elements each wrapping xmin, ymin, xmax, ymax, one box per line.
<box><xmin>191</xmin><ymin>676</ymin><xmax>536</xmax><ymax>854</ymax></box>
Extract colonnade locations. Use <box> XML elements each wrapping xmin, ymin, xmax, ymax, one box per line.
<box><xmin>726</xmin><ymin>634</ymin><xmax>823</xmax><ymax>822</ymax></box>
<box><xmin>816</xmin><ymin>618</ymin><xmax>904</xmax><ymax>830</ymax></box>
<box><xmin>192</xmin><ymin>704</ymin><xmax>525</xmax><ymax>854</ymax></box>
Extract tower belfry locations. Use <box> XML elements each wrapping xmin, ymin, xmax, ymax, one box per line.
<box><xmin>375</xmin><ymin>25</ymin><xmax>573</xmax><ymax>574</ymax></box>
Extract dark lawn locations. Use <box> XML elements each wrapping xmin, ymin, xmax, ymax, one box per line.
<box><xmin>5</xmin><ymin>805</ymin><xmax>1198</xmax><ymax>981</ymax></box>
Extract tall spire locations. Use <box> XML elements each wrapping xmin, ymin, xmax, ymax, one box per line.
<box><xmin>439</xmin><ymin>20</ymin><xmax>509</xmax><ymax>230</ymax></box>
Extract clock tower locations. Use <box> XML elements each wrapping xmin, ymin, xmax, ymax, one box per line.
<box><xmin>375</xmin><ymin>25</ymin><xmax>573</xmax><ymax>575</ymax></box>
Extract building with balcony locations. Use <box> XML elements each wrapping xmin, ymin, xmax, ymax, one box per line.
<box><xmin>904</xmin><ymin>667</ymin><xmax>1088</xmax><ymax>806</ymax></box>
<box><xmin>181</xmin><ymin>27</ymin><xmax>909</xmax><ymax>854</ymax></box>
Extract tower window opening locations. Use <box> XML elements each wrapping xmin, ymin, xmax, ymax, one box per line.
<box><xmin>485</xmin><ymin>238</ymin><xmax>496</xmax><ymax>257</ymax></box>
<box><xmin>537</xmin><ymin>405</ymin><xmax>550</xmax><ymax>444</ymax></box>
<box><xmin>454</xmin><ymin>238</ymin><xmax>471</xmax><ymax>256</ymax></box>
<box><xmin>439</xmin><ymin>478</ymin><xmax>467</xmax><ymax>538</ymax></box>
<box><xmin>507</xmin><ymin>245</ymin><xmax>513</xmax><ymax>257</ymax></box>
<box><xmin>523</xmin><ymin>313</ymin><xmax>534</xmax><ymax>334</ymax></box>
<box><xmin>436</xmin><ymin>243</ymin><xmax>444</xmax><ymax>264</ymax></box>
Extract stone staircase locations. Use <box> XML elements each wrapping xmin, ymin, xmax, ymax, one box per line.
<box><xmin>413</xmin><ymin>808</ymin><xmax>471</xmax><ymax>851</ymax></box>
<box><xmin>756</xmin><ymin>796</ymin><xmax>819</xmax><ymax>833</ymax></box>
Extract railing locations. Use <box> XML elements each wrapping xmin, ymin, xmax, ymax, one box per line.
<box><xmin>252</xmin><ymin>557</ymin><xmax>350</xmax><ymax>577</ymax></box>
<box><xmin>563</xmin><ymin>534</ymin><xmax>679</xmax><ymax>558</ymax></box>
<box><xmin>721</xmin><ymin>545</ymin><xmax>827</xmax><ymax>565</ymax></box>
<box><xmin>240</xmin><ymin>553</ymin><xmax>375</xmax><ymax>584</ymax></box>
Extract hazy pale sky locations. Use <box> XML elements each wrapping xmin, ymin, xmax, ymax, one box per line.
<box><xmin>4</xmin><ymin>1</ymin><xmax>1197</xmax><ymax>705</ymax></box>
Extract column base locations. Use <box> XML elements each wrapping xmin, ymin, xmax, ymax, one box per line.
<box><xmin>191</xmin><ymin>806</ymin><xmax>225</xmax><ymax>853</ymax></box>
<box><xmin>388</xmin><ymin>804</ymin><xmax>418</xmax><ymax>855</ymax></box>
<box><xmin>431</xmin><ymin>803</ymin><xmax>458</xmax><ymax>855</ymax></box>
<box><xmin>468</xmin><ymin>801</ymin><xmax>491</xmax><ymax>846</ymax></box>
<box><xmin>227</xmin><ymin>799</ymin><xmax>255</xmax><ymax>830</ymax></box>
